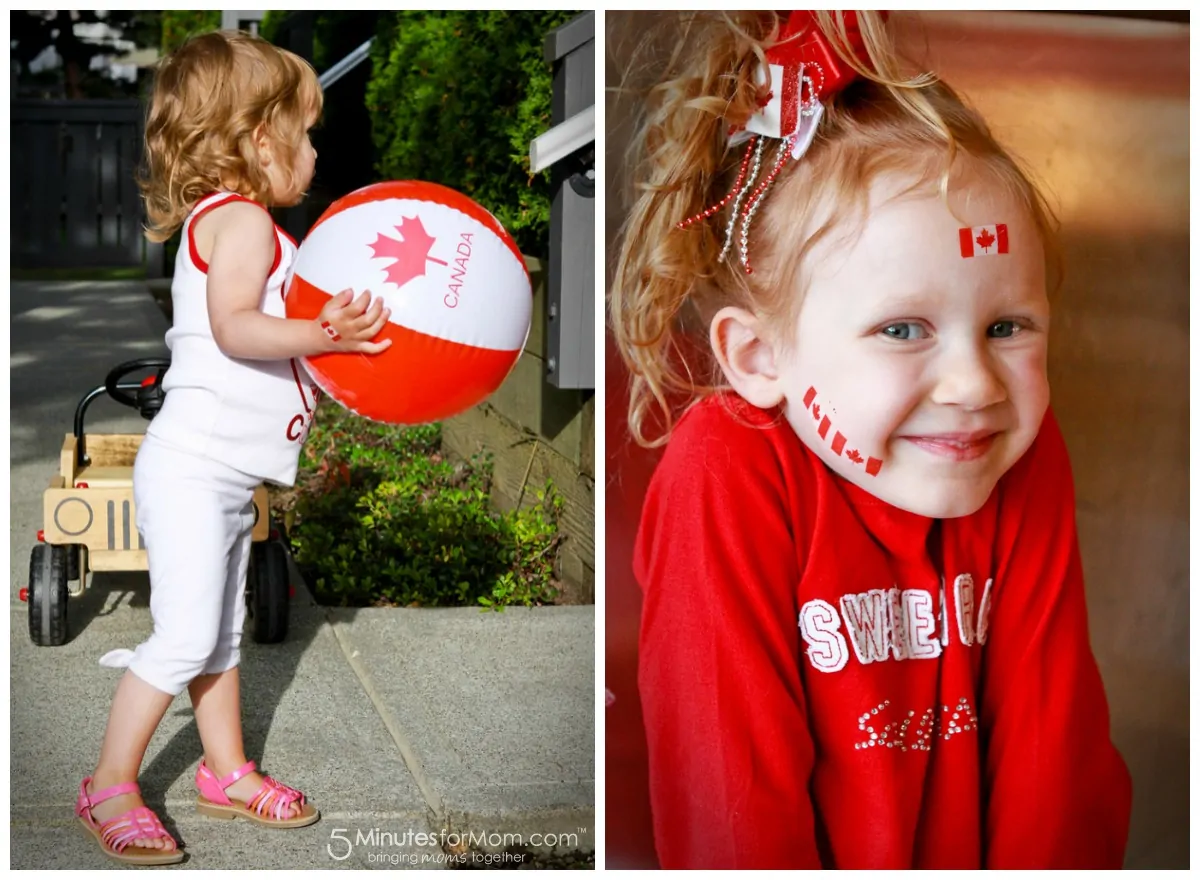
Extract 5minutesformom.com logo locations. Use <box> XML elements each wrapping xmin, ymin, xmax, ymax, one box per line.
<box><xmin>327</xmin><ymin>827</ymin><xmax>582</xmax><ymax>862</ymax></box>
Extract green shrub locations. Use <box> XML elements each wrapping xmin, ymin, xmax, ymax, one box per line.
<box><xmin>365</xmin><ymin>11</ymin><xmax>578</xmax><ymax>259</ymax></box>
<box><xmin>280</xmin><ymin>402</ymin><xmax>563</xmax><ymax>609</ymax></box>
<box><xmin>258</xmin><ymin>11</ymin><xmax>284</xmax><ymax>46</ymax></box>
<box><xmin>259</xmin><ymin>11</ymin><xmax>333</xmax><ymax>68</ymax></box>
<box><xmin>160</xmin><ymin>11</ymin><xmax>221</xmax><ymax>53</ymax></box>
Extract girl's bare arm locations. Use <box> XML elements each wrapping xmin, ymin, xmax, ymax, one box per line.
<box><xmin>205</xmin><ymin>201</ymin><xmax>392</xmax><ymax>360</ymax></box>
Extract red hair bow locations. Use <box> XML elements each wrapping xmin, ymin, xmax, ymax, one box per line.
<box><xmin>735</xmin><ymin>10</ymin><xmax>878</xmax><ymax>152</ymax></box>
<box><xmin>682</xmin><ymin>11</ymin><xmax>884</xmax><ymax>273</ymax></box>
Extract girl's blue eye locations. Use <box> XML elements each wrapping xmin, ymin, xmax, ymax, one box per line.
<box><xmin>881</xmin><ymin>322</ymin><xmax>926</xmax><ymax>340</ymax></box>
<box><xmin>988</xmin><ymin>320</ymin><xmax>1020</xmax><ymax>338</ymax></box>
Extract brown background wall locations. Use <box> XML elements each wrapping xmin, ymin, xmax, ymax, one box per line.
<box><xmin>604</xmin><ymin>11</ymin><xmax>1188</xmax><ymax>869</ymax></box>
<box><xmin>443</xmin><ymin>258</ymin><xmax>595</xmax><ymax>604</ymax></box>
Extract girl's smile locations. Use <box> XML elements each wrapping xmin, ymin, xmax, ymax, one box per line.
<box><xmin>899</xmin><ymin>430</ymin><xmax>1000</xmax><ymax>461</ymax></box>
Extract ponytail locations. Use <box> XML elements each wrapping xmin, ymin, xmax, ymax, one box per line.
<box><xmin>610</xmin><ymin>13</ymin><xmax>780</xmax><ymax>447</ymax></box>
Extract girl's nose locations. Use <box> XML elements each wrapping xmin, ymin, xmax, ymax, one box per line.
<box><xmin>929</xmin><ymin>343</ymin><xmax>1007</xmax><ymax>411</ymax></box>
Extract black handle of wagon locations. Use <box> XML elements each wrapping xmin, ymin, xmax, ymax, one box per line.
<box><xmin>74</xmin><ymin>359</ymin><xmax>172</xmax><ymax>469</ymax></box>
<box><xmin>104</xmin><ymin>358</ymin><xmax>171</xmax><ymax>411</ymax></box>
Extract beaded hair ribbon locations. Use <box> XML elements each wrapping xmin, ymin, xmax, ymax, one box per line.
<box><xmin>677</xmin><ymin>11</ymin><xmax>875</xmax><ymax>274</ymax></box>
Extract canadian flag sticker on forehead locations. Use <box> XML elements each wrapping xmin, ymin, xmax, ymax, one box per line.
<box><xmin>960</xmin><ymin>224</ymin><xmax>1009</xmax><ymax>258</ymax></box>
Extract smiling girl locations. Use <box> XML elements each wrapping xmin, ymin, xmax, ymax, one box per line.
<box><xmin>611</xmin><ymin>10</ymin><xmax>1131</xmax><ymax>870</ymax></box>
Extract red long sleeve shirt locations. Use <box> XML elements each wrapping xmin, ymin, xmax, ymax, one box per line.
<box><xmin>635</xmin><ymin>393</ymin><xmax>1132</xmax><ymax>869</ymax></box>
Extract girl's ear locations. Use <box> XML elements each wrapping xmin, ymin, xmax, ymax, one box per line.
<box><xmin>254</xmin><ymin>124</ymin><xmax>273</xmax><ymax>166</ymax></box>
<box><xmin>710</xmin><ymin>306</ymin><xmax>785</xmax><ymax>409</ymax></box>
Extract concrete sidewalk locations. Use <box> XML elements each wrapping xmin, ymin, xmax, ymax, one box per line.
<box><xmin>10</xmin><ymin>280</ymin><xmax>595</xmax><ymax>870</ymax></box>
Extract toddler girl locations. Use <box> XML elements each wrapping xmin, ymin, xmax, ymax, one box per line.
<box><xmin>74</xmin><ymin>31</ymin><xmax>391</xmax><ymax>865</ymax></box>
<box><xmin>611</xmin><ymin>10</ymin><xmax>1132</xmax><ymax>870</ymax></box>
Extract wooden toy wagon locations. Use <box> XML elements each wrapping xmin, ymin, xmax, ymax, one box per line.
<box><xmin>24</xmin><ymin>359</ymin><xmax>291</xmax><ymax>647</ymax></box>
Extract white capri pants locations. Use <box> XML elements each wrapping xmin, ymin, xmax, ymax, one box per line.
<box><xmin>98</xmin><ymin>434</ymin><xmax>259</xmax><ymax>696</ymax></box>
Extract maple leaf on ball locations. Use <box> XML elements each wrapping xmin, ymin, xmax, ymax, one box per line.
<box><xmin>369</xmin><ymin>216</ymin><xmax>448</xmax><ymax>288</ymax></box>
<box><xmin>975</xmin><ymin>228</ymin><xmax>996</xmax><ymax>253</ymax></box>
<box><xmin>812</xmin><ymin>404</ymin><xmax>821</xmax><ymax>420</ymax></box>
<box><xmin>846</xmin><ymin>449</ymin><xmax>864</xmax><ymax>464</ymax></box>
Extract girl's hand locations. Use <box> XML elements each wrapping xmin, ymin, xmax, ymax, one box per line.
<box><xmin>315</xmin><ymin>289</ymin><xmax>393</xmax><ymax>354</ymax></box>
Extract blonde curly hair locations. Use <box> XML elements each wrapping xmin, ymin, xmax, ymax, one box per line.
<box><xmin>609</xmin><ymin>11</ymin><xmax>1062</xmax><ymax>447</ymax></box>
<box><xmin>139</xmin><ymin>30</ymin><xmax>323</xmax><ymax>242</ymax></box>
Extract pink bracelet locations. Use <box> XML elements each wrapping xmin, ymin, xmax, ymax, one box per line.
<box><xmin>320</xmin><ymin>320</ymin><xmax>341</xmax><ymax>342</ymax></box>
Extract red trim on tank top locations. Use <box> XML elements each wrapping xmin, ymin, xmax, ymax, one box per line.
<box><xmin>290</xmin><ymin>358</ymin><xmax>312</xmax><ymax>415</ymax></box>
<box><xmin>187</xmin><ymin>193</ymin><xmax>283</xmax><ymax>277</ymax></box>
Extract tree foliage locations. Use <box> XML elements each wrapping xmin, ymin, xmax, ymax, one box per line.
<box><xmin>160</xmin><ymin>11</ymin><xmax>221</xmax><ymax>54</ymax></box>
<box><xmin>365</xmin><ymin>11</ymin><xmax>578</xmax><ymax>258</ymax></box>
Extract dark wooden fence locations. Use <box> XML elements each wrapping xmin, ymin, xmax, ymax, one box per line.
<box><xmin>11</xmin><ymin>99</ymin><xmax>161</xmax><ymax>272</ymax></box>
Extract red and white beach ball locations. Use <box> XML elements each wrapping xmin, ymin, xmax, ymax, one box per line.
<box><xmin>284</xmin><ymin>180</ymin><xmax>532</xmax><ymax>424</ymax></box>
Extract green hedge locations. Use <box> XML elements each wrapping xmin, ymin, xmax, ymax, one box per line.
<box><xmin>279</xmin><ymin>402</ymin><xmax>564</xmax><ymax>609</ymax></box>
<box><xmin>259</xmin><ymin>11</ymin><xmax>329</xmax><ymax>68</ymax></box>
<box><xmin>365</xmin><ymin>11</ymin><xmax>577</xmax><ymax>259</ymax></box>
<box><xmin>160</xmin><ymin>11</ymin><xmax>221</xmax><ymax>53</ymax></box>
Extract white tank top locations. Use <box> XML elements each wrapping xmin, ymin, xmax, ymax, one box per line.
<box><xmin>147</xmin><ymin>192</ymin><xmax>321</xmax><ymax>486</ymax></box>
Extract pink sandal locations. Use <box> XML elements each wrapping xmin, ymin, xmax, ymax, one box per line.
<box><xmin>75</xmin><ymin>776</ymin><xmax>184</xmax><ymax>866</ymax></box>
<box><xmin>194</xmin><ymin>758</ymin><xmax>319</xmax><ymax>828</ymax></box>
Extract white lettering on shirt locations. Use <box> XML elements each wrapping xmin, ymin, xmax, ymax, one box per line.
<box><xmin>840</xmin><ymin>590</ymin><xmax>891</xmax><ymax>665</ymax></box>
<box><xmin>976</xmin><ymin>578</ymin><xmax>993</xmax><ymax>645</ymax></box>
<box><xmin>887</xmin><ymin>588</ymin><xmax>911</xmax><ymax>661</ymax></box>
<box><xmin>903</xmin><ymin>590</ymin><xmax>941</xmax><ymax>660</ymax></box>
<box><xmin>799</xmin><ymin>599</ymin><xmax>848</xmax><ymax>673</ymax></box>
<box><xmin>799</xmin><ymin>573</ymin><xmax>994</xmax><ymax>672</ymax></box>
<box><xmin>954</xmin><ymin>574</ymin><xmax>976</xmax><ymax>646</ymax></box>
<box><xmin>938</xmin><ymin>576</ymin><xmax>950</xmax><ymax>646</ymax></box>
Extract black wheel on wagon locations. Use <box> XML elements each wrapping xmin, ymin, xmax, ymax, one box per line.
<box><xmin>66</xmin><ymin>545</ymin><xmax>82</xmax><ymax>582</ymax></box>
<box><xmin>29</xmin><ymin>543</ymin><xmax>68</xmax><ymax>646</ymax></box>
<box><xmin>247</xmin><ymin>539</ymin><xmax>289</xmax><ymax>644</ymax></box>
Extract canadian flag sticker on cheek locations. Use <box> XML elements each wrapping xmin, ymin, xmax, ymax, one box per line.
<box><xmin>803</xmin><ymin>386</ymin><xmax>883</xmax><ymax>476</ymax></box>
